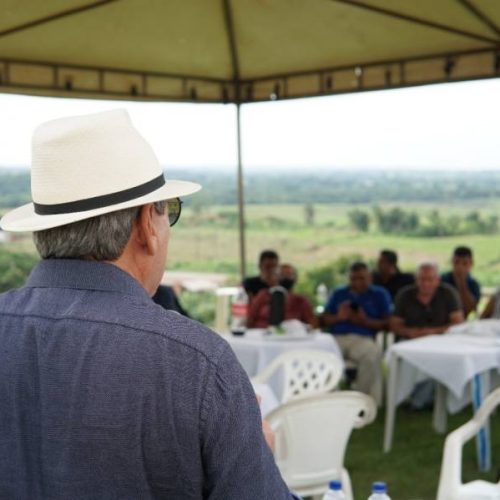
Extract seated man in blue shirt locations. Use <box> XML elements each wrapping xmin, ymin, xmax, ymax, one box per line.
<box><xmin>321</xmin><ymin>261</ymin><xmax>392</xmax><ymax>404</ymax></box>
<box><xmin>441</xmin><ymin>246</ymin><xmax>481</xmax><ymax>318</ymax></box>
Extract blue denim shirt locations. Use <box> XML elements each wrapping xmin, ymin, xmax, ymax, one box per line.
<box><xmin>0</xmin><ymin>259</ymin><xmax>296</xmax><ymax>500</ymax></box>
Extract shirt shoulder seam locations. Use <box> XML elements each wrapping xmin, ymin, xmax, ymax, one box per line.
<box><xmin>0</xmin><ymin>310</ymin><xmax>222</xmax><ymax>367</ymax></box>
<box><xmin>198</xmin><ymin>342</ymin><xmax>230</xmax><ymax>439</ymax></box>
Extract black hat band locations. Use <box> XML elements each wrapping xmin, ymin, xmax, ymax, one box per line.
<box><xmin>34</xmin><ymin>174</ymin><xmax>166</xmax><ymax>216</ymax></box>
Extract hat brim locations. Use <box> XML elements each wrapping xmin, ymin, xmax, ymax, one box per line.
<box><xmin>0</xmin><ymin>180</ymin><xmax>201</xmax><ymax>232</ymax></box>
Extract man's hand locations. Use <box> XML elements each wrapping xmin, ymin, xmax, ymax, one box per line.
<box><xmin>256</xmin><ymin>394</ymin><xmax>275</xmax><ymax>452</ymax></box>
<box><xmin>262</xmin><ymin>419</ymin><xmax>275</xmax><ymax>452</ymax></box>
<box><xmin>350</xmin><ymin>307</ymin><xmax>367</xmax><ymax>326</ymax></box>
<box><xmin>453</xmin><ymin>265</ymin><xmax>469</xmax><ymax>285</ymax></box>
<box><xmin>452</xmin><ymin>270</ymin><xmax>476</xmax><ymax>317</ymax></box>
<box><xmin>453</xmin><ymin>272</ymin><xmax>468</xmax><ymax>285</ymax></box>
<box><xmin>337</xmin><ymin>302</ymin><xmax>351</xmax><ymax>321</ymax></box>
<box><xmin>406</xmin><ymin>327</ymin><xmax>422</xmax><ymax>338</ymax></box>
<box><xmin>408</xmin><ymin>327</ymin><xmax>444</xmax><ymax>338</ymax></box>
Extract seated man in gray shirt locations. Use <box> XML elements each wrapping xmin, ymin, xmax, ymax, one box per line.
<box><xmin>0</xmin><ymin>110</ymin><xmax>296</xmax><ymax>500</ymax></box>
<box><xmin>390</xmin><ymin>262</ymin><xmax>464</xmax><ymax>409</ymax></box>
<box><xmin>390</xmin><ymin>262</ymin><xmax>464</xmax><ymax>339</ymax></box>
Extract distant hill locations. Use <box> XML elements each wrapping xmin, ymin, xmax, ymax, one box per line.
<box><xmin>1</xmin><ymin>167</ymin><xmax>500</xmax><ymax>208</ymax></box>
<box><xmin>169</xmin><ymin>169</ymin><xmax>500</xmax><ymax>205</ymax></box>
<box><xmin>0</xmin><ymin>170</ymin><xmax>31</xmax><ymax>208</ymax></box>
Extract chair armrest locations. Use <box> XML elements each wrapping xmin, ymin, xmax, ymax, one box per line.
<box><xmin>437</xmin><ymin>387</ymin><xmax>500</xmax><ymax>500</ymax></box>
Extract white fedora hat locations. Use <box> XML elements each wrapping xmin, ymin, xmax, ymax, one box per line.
<box><xmin>0</xmin><ymin>109</ymin><xmax>201</xmax><ymax>232</ymax></box>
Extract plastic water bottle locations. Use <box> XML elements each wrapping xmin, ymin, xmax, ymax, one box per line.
<box><xmin>368</xmin><ymin>482</ymin><xmax>391</xmax><ymax>500</ymax></box>
<box><xmin>322</xmin><ymin>480</ymin><xmax>346</xmax><ymax>499</ymax></box>
<box><xmin>315</xmin><ymin>283</ymin><xmax>329</xmax><ymax>314</ymax></box>
<box><xmin>230</xmin><ymin>287</ymin><xmax>248</xmax><ymax>334</ymax></box>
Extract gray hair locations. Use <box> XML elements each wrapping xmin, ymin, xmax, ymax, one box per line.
<box><xmin>417</xmin><ymin>261</ymin><xmax>439</xmax><ymax>276</ymax></box>
<box><xmin>33</xmin><ymin>201</ymin><xmax>167</xmax><ymax>261</ymax></box>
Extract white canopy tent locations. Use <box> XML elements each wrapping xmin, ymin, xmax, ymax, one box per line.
<box><xmin>1</xmin><ymin>0</ymin><xmax>499</xmax><ymax>275</ymax></box>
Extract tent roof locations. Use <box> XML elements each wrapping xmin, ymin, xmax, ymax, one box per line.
<box><xmin>0</xmin><ymin>0</ymin><xmax>499</xmax><ymax>103</ymax></box>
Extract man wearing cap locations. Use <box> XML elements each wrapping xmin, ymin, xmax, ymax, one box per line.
<box><xmin>0</xmin><ymin>110</ymin><xmax>296</xmax><ymax>499</ymax></box>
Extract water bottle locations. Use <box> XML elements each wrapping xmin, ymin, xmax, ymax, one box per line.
<box><xmin>315</xmin><ymin>283</ymin><xmax>329</xmax><ymax>314</ymax></box>
<box><xmin>322</xmin><ymin>479</ymin><xmax>346</xmax><ymax>499</ymax></box>
<box><xmin>230</xmin><ymin>287</ymin><xmax>248</xmax><ymax>335</ymax></box>
<box><xmin>368</xmin><ymin>481</ymin><xmax>391</xmax><ymax>500</ymax></box>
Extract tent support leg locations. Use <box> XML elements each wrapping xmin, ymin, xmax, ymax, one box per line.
<box><xmin>236</xmin><ymin>102</ymin><xmax>247</xmax><ymax>281</ymax></box>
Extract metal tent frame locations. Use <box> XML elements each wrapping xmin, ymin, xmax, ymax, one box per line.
<box><xmin>0</xmin><ymin>0</ymin><xmax>499</xmax><ymax>276</ymax></box>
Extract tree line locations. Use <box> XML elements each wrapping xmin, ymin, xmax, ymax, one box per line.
<box><xmin>3</xmin><ymin>168</ymin><xmax>500</xmax><ymax>207</ymax></box>
<box><xmin>348</xmin><ymin>206</ymin><xmax>499</xmax><ymax>236</ymax></box>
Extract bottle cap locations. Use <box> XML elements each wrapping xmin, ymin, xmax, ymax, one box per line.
<box><xmin>329</xmin><ymin>480</ymin><xmax>342</xmax><ymax>490</ymax></box>
<box><xmin>372</xmin><ymin>482</ymin><xmax>387</xmax><ymax>493</ymax></box>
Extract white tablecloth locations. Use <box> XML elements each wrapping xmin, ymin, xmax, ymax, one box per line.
<box><xmin>224</xmin><ymin>330</ymin><xmax>342</xmax><ymax>378</ymax></box>
<box><xmin>224</xmin><ymin>330</ymin><xmax>342</xmax><ymax>402</ymax></box>
<box><xmin>384</xmin><ymin>332</ymin><xmax>500</xmax><ymax>470</ymax></box>
<box><xmin>389</xmin><ymin>334</ymin><xmax>500</xmax><ymax>410</ymax></box>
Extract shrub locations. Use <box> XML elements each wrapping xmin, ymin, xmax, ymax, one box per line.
<box><xmin>0</xmin><ymin>248</ymin><xmax>39</xmax><ymax>292</ymax></box>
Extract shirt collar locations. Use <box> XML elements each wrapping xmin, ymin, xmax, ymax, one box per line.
<box><xmin>348</xmin><ymin>285</ymin><xmax>374</xmax><ymax>297</ymax></box>
<box><xmin>26</xmin><ymin>258</ymin><xmax>152</xmax><ymax>302</ymax></box>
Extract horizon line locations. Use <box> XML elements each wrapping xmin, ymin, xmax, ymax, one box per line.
<box><xmin>1</xmin><ymin>164</ymin><xmax>499</xmax><ymax>173</ymax></box>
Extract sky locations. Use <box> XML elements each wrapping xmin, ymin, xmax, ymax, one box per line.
<box><xmin>0</xmin><ymin>78</ymin><xmax>499</xmax><ymax>172</ymax></box>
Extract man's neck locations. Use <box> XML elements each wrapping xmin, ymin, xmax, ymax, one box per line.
<box><xmin>379</xmin><ymin>268</ymin><xmax>397</xmax><ymax>282</ymax></box>
<box><xmin>386</xmin><ymin>268</ymin><xmax>398</xmax><ymax>277</ymax></box>
<box><xmin>417</xmin><ymin>291</ymin><xmax>435</xmax><ymax>305</ymax></box>
<box><xmin>108</xmin><ymin>255</ymin><xmax>154</xmax><ymax>296</ymax></box>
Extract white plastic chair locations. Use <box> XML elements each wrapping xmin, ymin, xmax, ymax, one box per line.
<box><xmin>251</xmin><ymin>349</ymin><xmax>343</xmax><ymax>404</ymax></box>
<box><xmin>267</xmin><ymin>391</ymin><xmax>377</xmax><ymax>499</ymax></box>
<box><xmin>437</xmin><ymin>387</ymin><xmax>500</xmax><ymax>500</ymax></box>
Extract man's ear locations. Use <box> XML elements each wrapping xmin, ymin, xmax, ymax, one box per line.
<box><xmin>135</xmin><ymin>204</ymin><xmax>158</xmax><ymax>256</ymax></box>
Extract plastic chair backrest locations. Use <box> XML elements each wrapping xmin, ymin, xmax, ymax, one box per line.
<box><xmin>267</xmin><ymin>392</ymin><xmax>376</xmax><ymax>494</ymax></box>
<box><xmin>251</xmin><ymin>349</ymin><xmax>343</xmax><ymax>404</ymax></box>
<box><xmin>437</xmin><ymin>386</ymin><xmax>500</xmax><ymax>500</ymax></box>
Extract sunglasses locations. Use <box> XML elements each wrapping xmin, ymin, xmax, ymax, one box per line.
<box><xmin>167</xmin><ymin>198</ymin><xmax>183</xmax><ymax>227</ymax></box>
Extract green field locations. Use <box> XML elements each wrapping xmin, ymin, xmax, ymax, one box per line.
<box><xmin>4</xmin><ymin>201</ymin><xmax>500</xmax><ymax>288</ymax></box>
<box><xmin>3</xmin><ymin>199</ymin><xmax>500</xmax><ymax>325</ymax></box>
<box><xmin>165</xmin><ymin>202</ymin><xmax>500</xmax><ymax>288</ymax></box>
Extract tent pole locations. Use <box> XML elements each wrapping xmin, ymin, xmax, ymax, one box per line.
<box><xmin>221</xmin><ymin>0</ymin><xmax>246</xmax><ymax>280</ymax></box>
<box><xmin>236</xmin><ymin>102</ymin><xmax>247</xmax><ymax>281</ymax></box>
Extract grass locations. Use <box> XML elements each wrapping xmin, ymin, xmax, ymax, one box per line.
<box><xmin>344</xmin><ymin>405</ymin><xmax>500</xmax><ymax>499</ymax></box>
